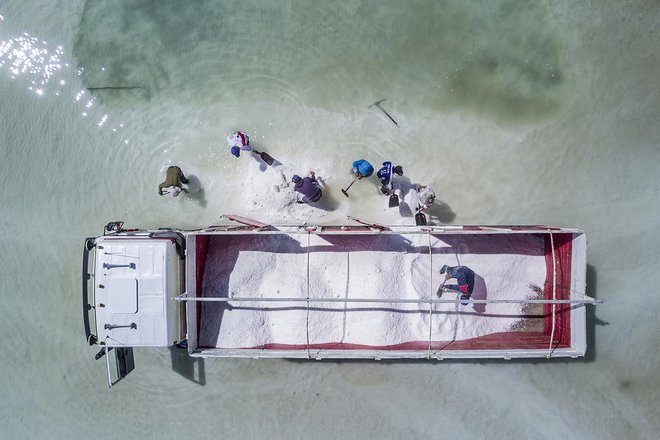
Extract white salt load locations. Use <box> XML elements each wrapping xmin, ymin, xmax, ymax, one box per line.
<box><xmin>199</xmin><ymin>233</ymin><xmax>546</xmax><ymax>349</ymax></box>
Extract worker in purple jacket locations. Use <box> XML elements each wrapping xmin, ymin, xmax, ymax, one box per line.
<box><xmin>439</xmin><ymin>265</ymin><xmax>476</xmax><ymax>305</ymax></box>
<box><xmin>292</xmin><ymin>172</ymin><xmax>323</xmax><ymax>204</ymax></box>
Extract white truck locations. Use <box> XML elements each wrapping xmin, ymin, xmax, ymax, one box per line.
<box><xmin>82</xmin><ymin>216</ymin><xmax>596</xmax><ymax>387</ymax></box>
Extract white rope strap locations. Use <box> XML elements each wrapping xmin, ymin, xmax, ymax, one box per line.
<box><xmin>306</xmin><ymin>231</ymin><xmax>311</xmax><ymax>359</ymax></box>
<box><xmin>547</xmin><ymin>230</ymin><xmax>557</xmax><ymax>358</ymax></box>
<box><xmin>427</xmin><ymin>232</ymin><xmax>433</xmax><ymax>358</ymax></box>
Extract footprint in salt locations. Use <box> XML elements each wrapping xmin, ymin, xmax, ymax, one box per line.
<box><xmin>409</xmin><ymin>254</ymin><xmax>431</xmax><ymax>299</ymax></box>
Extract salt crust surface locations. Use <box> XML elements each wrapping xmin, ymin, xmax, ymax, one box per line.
<box><xmin>199</xmin><ymin>233</ymin><xmax>546</xmax><ymax>348</ymax></box>
<box><xmin>235</xmin><ymin>158</ymin><xmax>429</xmax><ymax>227</ymax></box>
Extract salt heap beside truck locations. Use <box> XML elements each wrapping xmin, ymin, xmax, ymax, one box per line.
<box><xmin>82</xmin><ymin>216</ymin><xmax>597</xmax><ymax>387</ymax></box>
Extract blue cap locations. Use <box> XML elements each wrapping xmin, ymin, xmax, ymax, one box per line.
<box><xmin>292</xmin><ymin>175</ymin><xmax>301</xmax><ymax>184</ymax></box>
<box><xmin>230</xmin><ymin>146</ymin><xmax>240</xmax><ymax>157</ymax></box>
<box><xmin>358</xmin><ymin>161</ymin><xmax>374</xmax><ymax>176</ymax></box>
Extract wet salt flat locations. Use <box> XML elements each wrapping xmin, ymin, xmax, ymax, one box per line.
<box><xmin>0</xmin><ymin>0</ymin><xmax>658</xmax><ymax>439</ymax></box>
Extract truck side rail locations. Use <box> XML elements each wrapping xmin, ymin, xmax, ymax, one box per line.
<box><xmin>82</xmin><ymin>237</ymin><xmax>98</xmax><ymax>346</ymax></box>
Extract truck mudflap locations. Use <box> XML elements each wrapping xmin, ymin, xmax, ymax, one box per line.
<box><xmin>95</xmin><ymin>345</ymin><xmax>136</xmax><ymax>388</ymax></box>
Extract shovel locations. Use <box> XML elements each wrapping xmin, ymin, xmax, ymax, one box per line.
<box><xmin>388</xmin><ymin>193</ymin><xmax>400</xmax><ymax>208</ymax></box>
<box><xmin>252</xmin><ymin>149</ymin><xmax>275</xmax><ymax>166</ymax></box>
<box><xmin>415</xmin><ymin>208</ymin><xmax>427</xmax><ymax>226</ymax></box>
<box><xmin>342</xmin><ymin>177</ymin><xmax>357</xmax><ymax>198</ymax></box>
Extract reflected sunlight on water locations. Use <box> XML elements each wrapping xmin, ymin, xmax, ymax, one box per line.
<box><xmin>0</xmin><ymin>33</ymin><xmax>64</xmax><ymax>93</ymax></box>
<box><xmin>0</xmin><ymin>27</ymin><xmax>129</xmax><ymax>136</ymax></box>
<box><xmin>0</xmin><ymin>1</ymin><xmax>658</xmax><ymax>439</ymax></box>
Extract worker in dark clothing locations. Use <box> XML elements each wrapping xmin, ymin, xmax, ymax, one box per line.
<box><xmin>158</xmin><ymin>166</ymin><xmax>189</xmax><ymax>197</ymax></box>
<box><xmin>439</xmin><ymin>265</ymin><xmax>475</xmax><ymax>305</ymax></box>
<box><xmin>292</xmin><ymin>172</ymin><xmax>323</xmax><ymax>204</ymax></box>
<box><xmin>377</xmin><ymin>162</ymin><xmax>403</xmax><ymax>195</ymax></box>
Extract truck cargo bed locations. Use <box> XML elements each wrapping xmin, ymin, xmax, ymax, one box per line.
<box><xmin>185</xmin><ymin>227</ymin><xmax>586</xmax><ymax>359</ymax></box>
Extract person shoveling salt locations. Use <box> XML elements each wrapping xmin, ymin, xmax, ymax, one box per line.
<box><xmin>292</xmin><ymin>171</ymin><xmax>323</xmax><ymax>204</ymax></box>
<box><xmin>343</xmin><ymin>159</ymin><xmax>374</xmax><ymax>198</ymax></box>
<box><xmin>377</xmin><ymin>161</ymin><xmax>403</xmax><ymax>207</ymax></box>
<box><xmin>227</xmin><ymin>131</ymin><xmax>275</xmax><ymax>166</ymax></box>
<box><xmin>352</xmin><ymin>159</ymin><xmax>374</xmax><ymax>180</ymax></box>
<box><xmin>227</xmin><ymin>131</ymin><xmax>251</xmax><ymax>152</ymax></box>
<box><xmin>413</xmin><ymin>183</ymin><xmax>435</xmax><ymax>225</ymax></box>
<box><xmin>439</xmin><ymin>264</ymin><xmax>476</xmax><ymax>305</ymax></box>
<box><xmin>158</xmin><ymin>165</ymin><xmax>189</xmax><ymax>197</ymax></box>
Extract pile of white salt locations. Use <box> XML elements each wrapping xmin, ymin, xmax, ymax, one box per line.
<box><xmin>199</xmin><ymin>232</ymin><xmax>546</xmax><ymax>348</ymax></box>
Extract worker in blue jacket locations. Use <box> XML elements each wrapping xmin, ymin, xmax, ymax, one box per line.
<box><xmin>352</xmin><ymin>159</ymin><xmax>374</xmax><ymax>179</ymax></box>
<box><xmin>292</xmin><ymin>172</ymin><xmax>323</xmax><ymax>204</ymax></box>
<box><xmin>377</xmin><ymin>161</ymin><xmax>403</xmax><ymax>195</ymax></box>
<box><xmin>439</xmin><ymin>265</ymin><xmax>476</xmax><ymax>305</ymax></box>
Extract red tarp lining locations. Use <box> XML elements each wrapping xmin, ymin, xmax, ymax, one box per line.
<box><xmin>195</xmin><ymin>235</ymin><xmax>209</xmax><ymax>339</ymax></box>
<box><xmin>225</xmin><ymin>330</ymin><xmax>568</xmax><ymax>351</ymax></box>
<box><xmin>543</xmin><ymin>232</ymin><xmax>572</xmax><ymax>348</ymax></box>
<box><xmin>198</xmin><ymin>233</ymin><xmax>574</xmax><ymax>351</ymax></box>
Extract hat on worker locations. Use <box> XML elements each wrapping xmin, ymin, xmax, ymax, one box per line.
<box><xmin>358</xmin><ymin>161</ymin><xmax>374</xmax><ymax>176</ymax></box>
<box><xmin>393</xmin><ymin>165</ymin><xmax>403</xmax><ymax>176</ymax></box>
<box><xmin>292</xmin><ymin>175</ymin><xmax>302</xmax><ymax>185</ymax></box>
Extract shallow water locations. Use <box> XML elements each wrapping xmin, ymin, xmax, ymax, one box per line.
<box><xmin>1</xmin><ymin>1</ymin><xmax>658</xmax><ymax>438</ymax></box>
